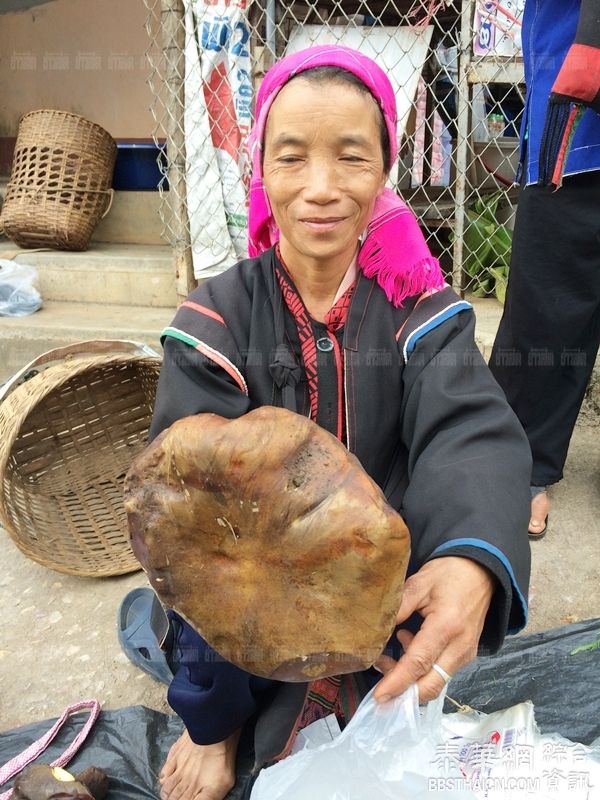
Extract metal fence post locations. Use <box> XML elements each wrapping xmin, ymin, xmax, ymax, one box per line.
<box><xmin>160</xmin><ymin>0</ymin><xmax>195</xmax><ymax>301</ymax></box>
<box><xmin>266</xmin><ymin>0</ymin><xmax>278</xmax><ymax>61</ymax></box>
<box><xmin>452</xmin><ymin>0</ymin><xmax>474</xmax><ymax>296</ymax></box>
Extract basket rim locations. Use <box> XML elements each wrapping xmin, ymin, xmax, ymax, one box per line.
<box><xmin>18</xmin><ymin>108</ymin><xmax>115</xmax><ymax>137</ymax></box>
<box><xmin>0</xmin><ymin>352</ymin><xmax>161</xmax><ymax>490</ymax></box>
<box><xmin>0</xmin><ymin>339</ymin><xmax>161</xmax><ymax>405</ymax></box>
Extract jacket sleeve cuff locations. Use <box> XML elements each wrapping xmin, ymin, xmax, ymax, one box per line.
<box><xmin>426</xmin><ymin>540</ymin><xmax>528</xmax><ymax>654</ymax></box>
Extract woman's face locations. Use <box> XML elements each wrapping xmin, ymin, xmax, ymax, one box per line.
<box><xmin>262</xmin><ymin>78</ymin><xmax>388</xmax><ymax>270</ymax></box>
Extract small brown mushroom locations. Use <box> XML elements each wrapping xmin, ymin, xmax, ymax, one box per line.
<box><xmin>74</xmin><ymin>768</ymin><xmax>108</xmax><ymax>800</ymax></box>
<box><xmin>12</xmin><ymin>765</ymin><xmax>107</xmax><ymax>800</ymax></box>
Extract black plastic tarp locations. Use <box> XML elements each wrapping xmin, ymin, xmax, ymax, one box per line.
<box><xmin>445</xmin><ymin>616</ymin><xmax>600</xmax><ymax>747</ymax></box>
<box><xmin>1</xmin><ymin>619</ymin><xmax>599</xmax><ymax>799</ymax></box>
<box><xmin>0</xmin><ymin>707</ymin><xmax>183</xmax><ymax>800</ymax></box>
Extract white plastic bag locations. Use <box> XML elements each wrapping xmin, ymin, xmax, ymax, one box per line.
<box><xmin>251</xmin><ymin>685</ymin><xmax>476</xmax><ymax>800</ymax></box>
<box><xmin>439</xmin><ymin>702</ymin><xmax>600</xmax><ymax>800</ymax></box>
<box><xmin>0</xmin><ymin>260</ymin><xmax>42</xmax><ymax>317</ymax></box>
<box><xmin>251</xmin><ymin>685</ymin><xmax>600</xmax><ymax>800</ymax></box>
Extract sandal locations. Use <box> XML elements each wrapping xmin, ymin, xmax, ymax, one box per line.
<box><xmin>117</xmin><ymin>587</ymin><xmax>175</xmax><ymax>684</ymax></box>
<box><xmin>529</xmin><ymin>486</ymin><xmax>549</xmax><ymax>541</ymax></box>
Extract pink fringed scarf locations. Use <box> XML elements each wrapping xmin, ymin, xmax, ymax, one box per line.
<box><xmin>247</xmin><ymin>44</ymin><xmax>444</xmax><ymax>307</ymax></box>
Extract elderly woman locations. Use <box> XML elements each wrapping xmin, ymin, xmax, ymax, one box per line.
<box><xmin>150</xmin><ymin>46</ymin><xmax>531</xmax><ymax>800</ymax></box>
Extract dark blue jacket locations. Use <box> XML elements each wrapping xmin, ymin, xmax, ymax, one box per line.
<box><xmin>149</xmin><ymin>249</ymin><xmax>532</xmax><ymax>750</ymax></box>
<box><xmin>520</xmin><ymin>0</ymin><xmax>600</xmax><ymax>184</ymax></box>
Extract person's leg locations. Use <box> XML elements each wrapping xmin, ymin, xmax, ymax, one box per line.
<box><xmin>160</xmin><ymin>728</ymin><xmax>241</xmax><ymax>800</ymax></box>
<box><xmin>490</xmin><ymin>171</ymin><xmax>600</xmax><ymax>529</ymax></box>
<box><xmin>160</xmin><ymin>614</ymin><xmax>278</xmax><ymax>800</ymax></box>
<box><xmin>529</xmin><ymin>486</ymin><xmax>550</xmax><ymax>539</ymax></box>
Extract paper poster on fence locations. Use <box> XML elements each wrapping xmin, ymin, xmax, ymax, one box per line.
<box><xmin>184</xmin><ymin>0</ymin><xmax>251</xmax><ymax>276</ymax></box>
<box><xmin>473</xmin><ymin>0</ymin><xmax>524</xmax><ymax>57</ymax></box>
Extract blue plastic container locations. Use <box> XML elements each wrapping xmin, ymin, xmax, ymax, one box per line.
<box><xmin>112</xmin><ymin>141</ymin><xmax>168</xmax><ymax>191</ymax></box>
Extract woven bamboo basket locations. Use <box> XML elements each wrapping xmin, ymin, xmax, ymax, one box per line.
<box><xmin>0</xmin><ymin>341</ymin><xmax>162</xmax><ymax>577</ymax></box>
<box><xmin>0</xmin><ymin>109</ymin><xmax>116</xmax><ymax>251</ymax></box>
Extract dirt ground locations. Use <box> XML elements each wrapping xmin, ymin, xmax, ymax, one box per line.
<box><xmin>1</xmin><ymin>414</ymin><xmax>598</xmax><ymax>734</ymax></box>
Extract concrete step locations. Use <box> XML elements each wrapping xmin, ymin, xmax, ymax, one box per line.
<box><xmin>0</xmin><ymin>300</ymin><xmax>174</xmax><ymax>382</ymax></box>
<box><xmin>92</xmin><ymin>190</ymin><xmax>165</xmax><ymax>246</ymax></box>
<box><xmin>0</xmin><ymin>242</ymin><xmax>177</xmax><ymax>308</ymax></box>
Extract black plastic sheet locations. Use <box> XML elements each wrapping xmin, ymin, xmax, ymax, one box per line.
<box><xmin>446</xmin><ymin>617</ymin><xmax>600</xmax><ymax>746</ymax></box>
<box><xmin>0</xmin><ymin>706</ymin><xmax>256</xmax><ymax>800</ymax></box>
<box><xmin>1</xmin><ymin>619</ymin><xmax>599</xmax><ymax>799</ymax></box>
<box><xmin>0</xmin><ymin>707</ymin><xmax>182</xmax><ymax>800</ymax></box>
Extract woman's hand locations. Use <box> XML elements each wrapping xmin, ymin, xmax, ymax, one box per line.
<box><xmin>373</xmin><ymin>556</ymin><xmax>496</xmax><ymax>703</ymax></box>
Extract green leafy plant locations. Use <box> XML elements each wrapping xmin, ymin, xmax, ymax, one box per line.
<box><xmin>460</xmin><ymin>192</ymin><xmax>513</xmax><ymax>304</ymax></box>
<box><xmin>570</xmin><ymin>637</ymin><xmax>600</xmax><ymax>656</ymax></box>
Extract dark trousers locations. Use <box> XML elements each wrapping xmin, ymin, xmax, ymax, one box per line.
<box><xmin>490</xmin><ymin>171</ymin><xmax>600</xmax><ymax>487</ymax></box>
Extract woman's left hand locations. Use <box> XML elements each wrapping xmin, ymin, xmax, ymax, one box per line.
<box><xmin>373</xmin><ymin>556</ymin><xmax>495</xmax><ymax>703</ymax></box>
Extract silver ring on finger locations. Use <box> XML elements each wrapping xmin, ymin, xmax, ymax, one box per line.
<box><xmin>431</xmin><ymin>662</ymin><xmax>452</xmax><ymax>685</ymax></box>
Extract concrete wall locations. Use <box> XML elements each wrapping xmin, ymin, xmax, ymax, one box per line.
<box><xmin>0</xmin><ymin>0</ymin><xmax>156</xmax><ymax>139</ymax></box>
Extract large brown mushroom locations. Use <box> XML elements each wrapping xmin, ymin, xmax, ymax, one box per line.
<box><xmin>124</xmin><ymin>407</ymin><xmax>411</xmax><ymax>680</ymax></box>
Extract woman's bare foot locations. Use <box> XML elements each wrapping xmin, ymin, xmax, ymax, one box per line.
<box><xmin>529</xmin><ymin>490</ymin><xmax>550</xmax><ymax>538</ymax></box>
<box><xmin>159</xmin><ymin>727</ymin><xmax>241</xmax><ymax>800</ymax></box>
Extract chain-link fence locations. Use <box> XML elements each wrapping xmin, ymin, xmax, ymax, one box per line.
<box><xmin>143</xmin><ymin>0</ymin><xmax>525</xmax><ymax>300</ymax></box>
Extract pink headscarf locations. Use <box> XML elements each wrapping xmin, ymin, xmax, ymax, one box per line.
<box><xmin>247</xmin><ymin>45</ymin><xmax>444</xmax><ymax>307</ymax></box>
